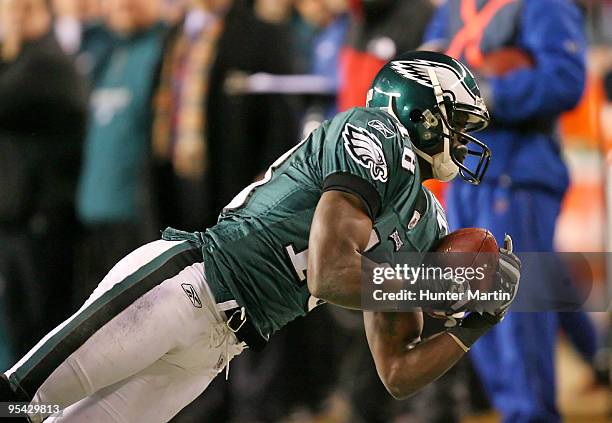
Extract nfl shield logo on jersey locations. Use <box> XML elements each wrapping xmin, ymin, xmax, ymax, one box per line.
<box><xmin>408</xmin><ymin>210</ymin><xmax>421</xmax><ymax>230</ymax></box>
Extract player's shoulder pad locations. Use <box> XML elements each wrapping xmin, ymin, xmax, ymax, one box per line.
<box><xmin>339</xmin><ymin>107</ymin><xmax>419</xmax><ymax>178</ymax></box>
<box><xmin>338</xmin><ymin>107</ymin><xmax>411</xmax><ymax>153</ymax></box>
<box><xmin>341</xmin><ymin>107</ymin><xmax>402</xmax><ymax>141</ymax></box>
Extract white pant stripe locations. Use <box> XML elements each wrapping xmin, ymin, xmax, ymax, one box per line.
<box><xmin>217</xmin><ymin>300</ymin><xmax>239</xmax><ymax>311</ymax></box>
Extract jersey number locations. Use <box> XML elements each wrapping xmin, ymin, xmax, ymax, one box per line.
<box><xmin>284</xmin><ymin>229</ymin><xmax>381</xmax><ymax>312</ymax></box>
<box><xmin>285</xmin><ymin>244</ymin><xmax>323</xmax><ymax>312</ymax></box>
<box><xmin>286</xmin><ymin>244</ymin><xmax>308</xmax><ymax>283</ymax></box>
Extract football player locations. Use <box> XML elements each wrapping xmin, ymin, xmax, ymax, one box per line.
<box><xmin>1</xmin><ymin>51</ymin><xmax>520</xmax><ymax>422</ymax></box>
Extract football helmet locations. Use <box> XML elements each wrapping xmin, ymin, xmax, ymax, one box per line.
<box><xmin>367</xmin><ymin>51</ymin><xmax>491</xmax><ymax>184</ymax></box>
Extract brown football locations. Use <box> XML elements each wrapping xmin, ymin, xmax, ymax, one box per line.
<box><xmin>478</xmin><ymin>48</ymin><xmax>534</xmax><ymax>77</ymax></box>
<box><xmin>434</xmin><ymin>228</ymin><xmax>499</xmax><ymax>292</ymax></box>
<box><xmin>436</xmin><ymin>228</ymin><xmax>498</xmax><ymax>254</ymax></box>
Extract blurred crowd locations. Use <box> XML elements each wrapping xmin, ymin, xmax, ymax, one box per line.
<box><xmin>0</xmin><ymin>0</ymin><xmax>610</xmax><ymax>422</ymax></box>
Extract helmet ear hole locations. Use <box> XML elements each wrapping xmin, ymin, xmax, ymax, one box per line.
<box><xmin>409</xmin><ymin>109</ymin><xmax>423</xmax><ymax>122</ymax></box>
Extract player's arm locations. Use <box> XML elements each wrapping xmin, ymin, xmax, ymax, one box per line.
<box><xmin>308</xmin><ymin>110</ymin><xmax>408</xmax><ymax>309</ymax></box>
<box><xmin>307</xmin><ymin>190</ymin><xmax>373</xmax><ymax>309</ymax></box>
<box><xmin>365</xmin><ymin>237</ymin><xmax>522</xmax><ymax>399</ymax></box>
<box><xmin>364</xmin><ymin>311</ymin><xmax>466</xmax><ymax>399</ymax></box>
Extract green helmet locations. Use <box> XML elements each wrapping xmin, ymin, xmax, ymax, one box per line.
<box><xmin>367</xmin><ymin>51</ymin><xmax>491</xmax><ymax>184</ymax></box>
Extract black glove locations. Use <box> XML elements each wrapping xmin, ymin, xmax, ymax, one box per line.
<box><xmin>446</xmin><ymin>311</ymin><xmax>499</xmax><ymax>351</ymax></box>
<box><xmin>489</xmin><ymin>234</ymin><xmax>521</xmax><ymax>317</ymax></box>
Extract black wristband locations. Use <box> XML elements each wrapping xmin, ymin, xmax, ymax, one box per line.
<box><xmin>447</xmin><ymin>312</ymin><xmax>499</xmax><ymax>351</ymax></box>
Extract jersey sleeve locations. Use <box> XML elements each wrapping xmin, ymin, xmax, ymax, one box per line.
<box><xmin>319</xmin><ymin>109</ymin><xmax>417</xmax><ymax>220</ymax></box>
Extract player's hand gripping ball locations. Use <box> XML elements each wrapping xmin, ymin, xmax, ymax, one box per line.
<box><xmin>426</xmin><ymin>229</ymin><xmax>521</xmax><ymax>322</ymax></box>
<box><xmin>427</xmin><ymin>228</ymin><xmax>498</xmax><ymax>323</ymax></box>
<box><xmin>491</xmin><ymin>235</ymin><xmax>521</xmax><ymax>319</ymax></box>
<box><xmin>435</xmin><ymin>227</ymin><xmax>500</xmax><ymax>290</ymax></box>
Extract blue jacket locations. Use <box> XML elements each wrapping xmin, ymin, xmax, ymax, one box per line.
<box><xmin>424</xmin><ymin>0</ymin><xmax>586</xmax><ymax>193</ymax></box>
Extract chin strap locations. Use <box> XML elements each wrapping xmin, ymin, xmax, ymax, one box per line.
<box><xmin>411</xmin><ymin>68</ymin><xmax>459</xmax><ymax>182</ymax></box>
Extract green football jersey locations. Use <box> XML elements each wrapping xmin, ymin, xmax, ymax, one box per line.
<box><xmin>200</xmin><ymin>107</ymin><xmax>449</xmax><ymax>337</ymax></box>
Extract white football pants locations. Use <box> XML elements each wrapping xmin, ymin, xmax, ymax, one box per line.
<box><xmin>4</xmin><ymin>240</ymin><xmax>245</xmax><ymax>422</ymax></box>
